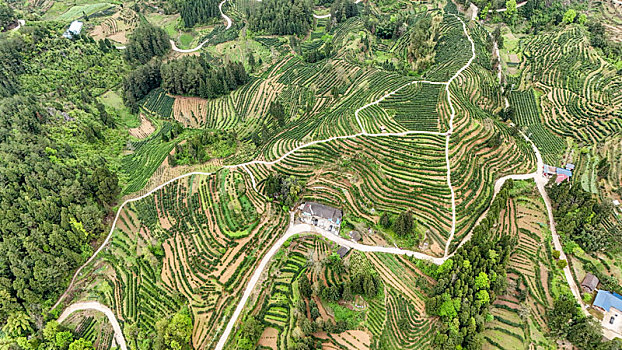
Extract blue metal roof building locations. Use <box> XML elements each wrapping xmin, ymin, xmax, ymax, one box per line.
<box><xmin>557</xmin><ymin>168</ymin><xmax>573</xmax><ymax>177</ymax></box>
<box><xmin>594</xmin><ymin>290</ymin><xmax>622</xmax><ymax>312</ymax></box>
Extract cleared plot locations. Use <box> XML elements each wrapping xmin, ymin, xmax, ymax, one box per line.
<box><xmin>70</xmin><ymin>169</ymin><xmax>287</xmax><ymax>349</ymax></box>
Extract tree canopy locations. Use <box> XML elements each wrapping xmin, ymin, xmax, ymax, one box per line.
<box><xmin>246</xmin><ymin>0</ymin><xmax>313</xmax><ymax>36</ymax></box>
<box><xmin>124</xmin><ymin>22</ymin><xmax>171</xmax><ymax>64</ymax></box>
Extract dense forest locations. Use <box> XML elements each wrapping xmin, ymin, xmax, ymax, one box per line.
<box><xmin>122</xmin><ymin>62</ymin><xmax>162</xmax><ymax>112</ymax></box>
<box><xmin>123</xmin><ymin>55</ymin><xmax>249</xmax><ymax>112</ymax></box>
<box><xmin>124</xmin><ymin>22</ymin><xmax>171</xmax><ymax>64</ymax></box>
<box><xmin>0</xmin><ymin>23</ymin><xmax>124</xmax><ymax>347</ymax></box>
<box><xmin>179</xmin><ymin>0</ymin><xmax>220</xmax><ymax>27</ymax></box>
<box><xmin>330</xmin><ymin>0</ymin><xmax>359</xmax><ymax>24</ymax></box>
<box><xmin>246</xmin><ymin>0</ymin><xmax>313</xmax><ymax>35</ymax></box>
<box><xmin>160</xmin><ymin>56</ymin><xmax>250</xmax><ymax>98</ymax></box>
<box><xmin>264</xmin><ymin>173</ymin><xmax>304</xmax><ymax>208</ymax></box>
<box><xmin>426</xmin><ymin>182</ymin><xmax>515</xmax><ymax>349</ymax></box>
<box><xmin>407</xmin><ymin>15</ymin><xmax>438</xmax><ymax>71</ymax></box>
<box><xmin>548</xmin><ymin>181</ymin><xmax>619</xmax><ymax>253</ymax></box>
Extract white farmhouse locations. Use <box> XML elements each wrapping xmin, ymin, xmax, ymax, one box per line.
<box><xmin>63</xmin><ymin>21</ymin><xmax>83</xmax><ymax>39</ymax></box>
<box><xmin>300</xmin><ymin>202</ymin><xmax>342</xmax><ymax>233</ymax></box>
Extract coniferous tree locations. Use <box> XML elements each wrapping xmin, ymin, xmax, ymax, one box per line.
<box><xmin>124</xmin><ymin>22</ymin><xmax>171</xmax><ymax>64</ymax></box>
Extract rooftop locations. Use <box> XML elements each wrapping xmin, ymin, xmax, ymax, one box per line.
<box><xmin>337</xmin><ymin>246</ymin><xmax>350</xmax><ymax>258</ymax></box>
<box><xmin>301</xmin><ymin>202</ymin><xmax>342</xmax><ymax>222</ymax></box>
<box><xmin>581</xmin><ymin>273</ymin><xmax>599</xmax><ymax>289</ymax></box>
<box><xmin>63</xmin><ymin>20</ymin><xmax>83</xmax><ymax>39</ymax></box>
<box><xmin>594</xmin><ymin>291</ymin><xmax>622</xmax><ymax>312</ymax></box>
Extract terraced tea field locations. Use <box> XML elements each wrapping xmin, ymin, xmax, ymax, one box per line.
<box><xmin>70</xmin><ymin>169</ymin><xmax>288</xmax><ymax>348</ymax></box>
<box><xmin>524</xmin><ymin>28</ymin><xmax>622</xmax><ymax>145</ymax></box>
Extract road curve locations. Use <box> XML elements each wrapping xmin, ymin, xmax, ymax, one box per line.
<box><xmin>58</xmin><ymin>301</ymin><xmax>127</xmax><ymax>350</ymax></box>
<box><xmin>490</xmin><ymin>0</ymin><xmax>528</xmax><ymax>12</ymax></box>
<box><xmin>214</xmin><ymin>214</ymin><xmax>444</xmax><ymax>349</ymax></box>
<box><xmin>170</xmin><ymin>39</ymin><xmax>210</xmax><ymax>53</ymax></box>
<box><xmin>10</xmin><ymin>19</ymin><xmax>25</xmax><ymax>31</ymax></box>
<box><xmin>219</xmin><ymin>0</ymin><xmax>233</xmax><ymax>29</ymax></box>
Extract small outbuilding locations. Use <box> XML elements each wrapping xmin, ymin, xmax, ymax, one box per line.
<box><xmin>581</xmin><ymin>273</ymin><xmax>599</xmax><ymax>293</ymax></box>
<box><xmin>336</xmin><ymin>246</ymin><xmax>350</xmax><ymax>258</ymax></box>
<box><xmin>349</xmin><ymin>231</ymin><xmax>361</xmax><ymax>243</ymax></box>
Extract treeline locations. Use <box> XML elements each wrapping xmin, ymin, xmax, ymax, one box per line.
<box><xmin>379</xmin><ymin>210</ymin><xmax>422</xmax><ymax>244</ymax></box>
<box><xmin>160</xmin><ymin>55</ymin><xmax>249</xmax><ymax>97</ymax></box>
<box><xmin>426</xmin><ymin>181</ymin><xmax>516</xmax><ymax>348</ymax></box>
<box><xmin>124</xmin><ymin>22</ymin><xmax>171</xmax><ymax>64</ymax></box>
<box><xmin>366</xmin><ymin>12</ymin><xmax>409</xmax><ymax>40</ymax></box>
<box><xmin>179</xmin><ymin>0</ymin><xmax>220</xmax><ymax>27</ymax></box>
<box><xmin>407</xmin><ymin>16</ymin><xmax>438</xmax><ymax>71</ymax></box>
<box><xmin>587</xmin><ymin>21</ymin><xmax>622</xmax><ymax>68</ymax></box>
<box><xmin>247</xmin><ymin>0</ymin><xmax>313</xmax><ymax>35</ymax></box>
<box><xmin>123</xmin><ymin>62</ymin><xmax>162</xmax><ymax>113</ymax></box>
<box><xmin>548</xmin><ymin>181</ymin><xmax>618</xmax><ymax>253</ymax></box>
<box><xmin>123</xmin><ymin>56</ymin><xmax>249</xmax><ymax>112</ymax></box>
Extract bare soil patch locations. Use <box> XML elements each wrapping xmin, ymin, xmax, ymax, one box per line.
<box><xmin>257</xmin><ymin>327</ymin><xmax>278</xmax><ymax>349</ymax></box>
<box><xmin>129</xmin><ymin>115</ymin><xmax>155</xmax><ymax>139</ymax></box>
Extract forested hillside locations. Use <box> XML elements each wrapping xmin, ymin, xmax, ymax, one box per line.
<box><xmin>0</xmin><ymin>23</ymin><xmax>125</xmax><ymax>346</ymax></box>
<box><xmin>180</xmin><ymin>0</ymin><xmax>220</xmax><ymax>27</ymax></box>
<box><xmin>246</xmin><ymin>0</ymin><xmax>313</xmax><ymax>35</ymax></box>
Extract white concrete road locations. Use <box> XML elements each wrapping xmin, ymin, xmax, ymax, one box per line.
<box><xmin>58</xmin><ymin>301</ymin><xmax>127</xmax><ymax>350</ymax></box>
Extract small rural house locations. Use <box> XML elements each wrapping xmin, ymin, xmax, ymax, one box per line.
<box><xmin>300</xmin><ymin>202</ymin><xmax>342</xmax><ymax>233</ymax></box>
<box><xmin>593</xmin><ymin>290</ymin><xmax>622</xmax><ymax>334</ymax></box>
<box><xmin>543</xmin><ymin>164</ymin><xmax>573</xmax><ymax>184</ymax></box>
<box><xmin>63</xmin><ymin>21</ymin><xmax>83</xmax><ymax>39</ymax></box>
<box><xmin>581</xmin><ymin>273</ymin><xmax>599</xmax><ymax>293</ymax></box>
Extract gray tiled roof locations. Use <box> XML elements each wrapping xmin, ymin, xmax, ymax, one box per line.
<box><xmin>581</xmin><ymin>273</ymin><xmax>599</xmax><ymax>289</ymax></box>
<box><xmin>302</xmin><ymin>202</ymin><xmax>342</xmax><ymax>222</ymax></box>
